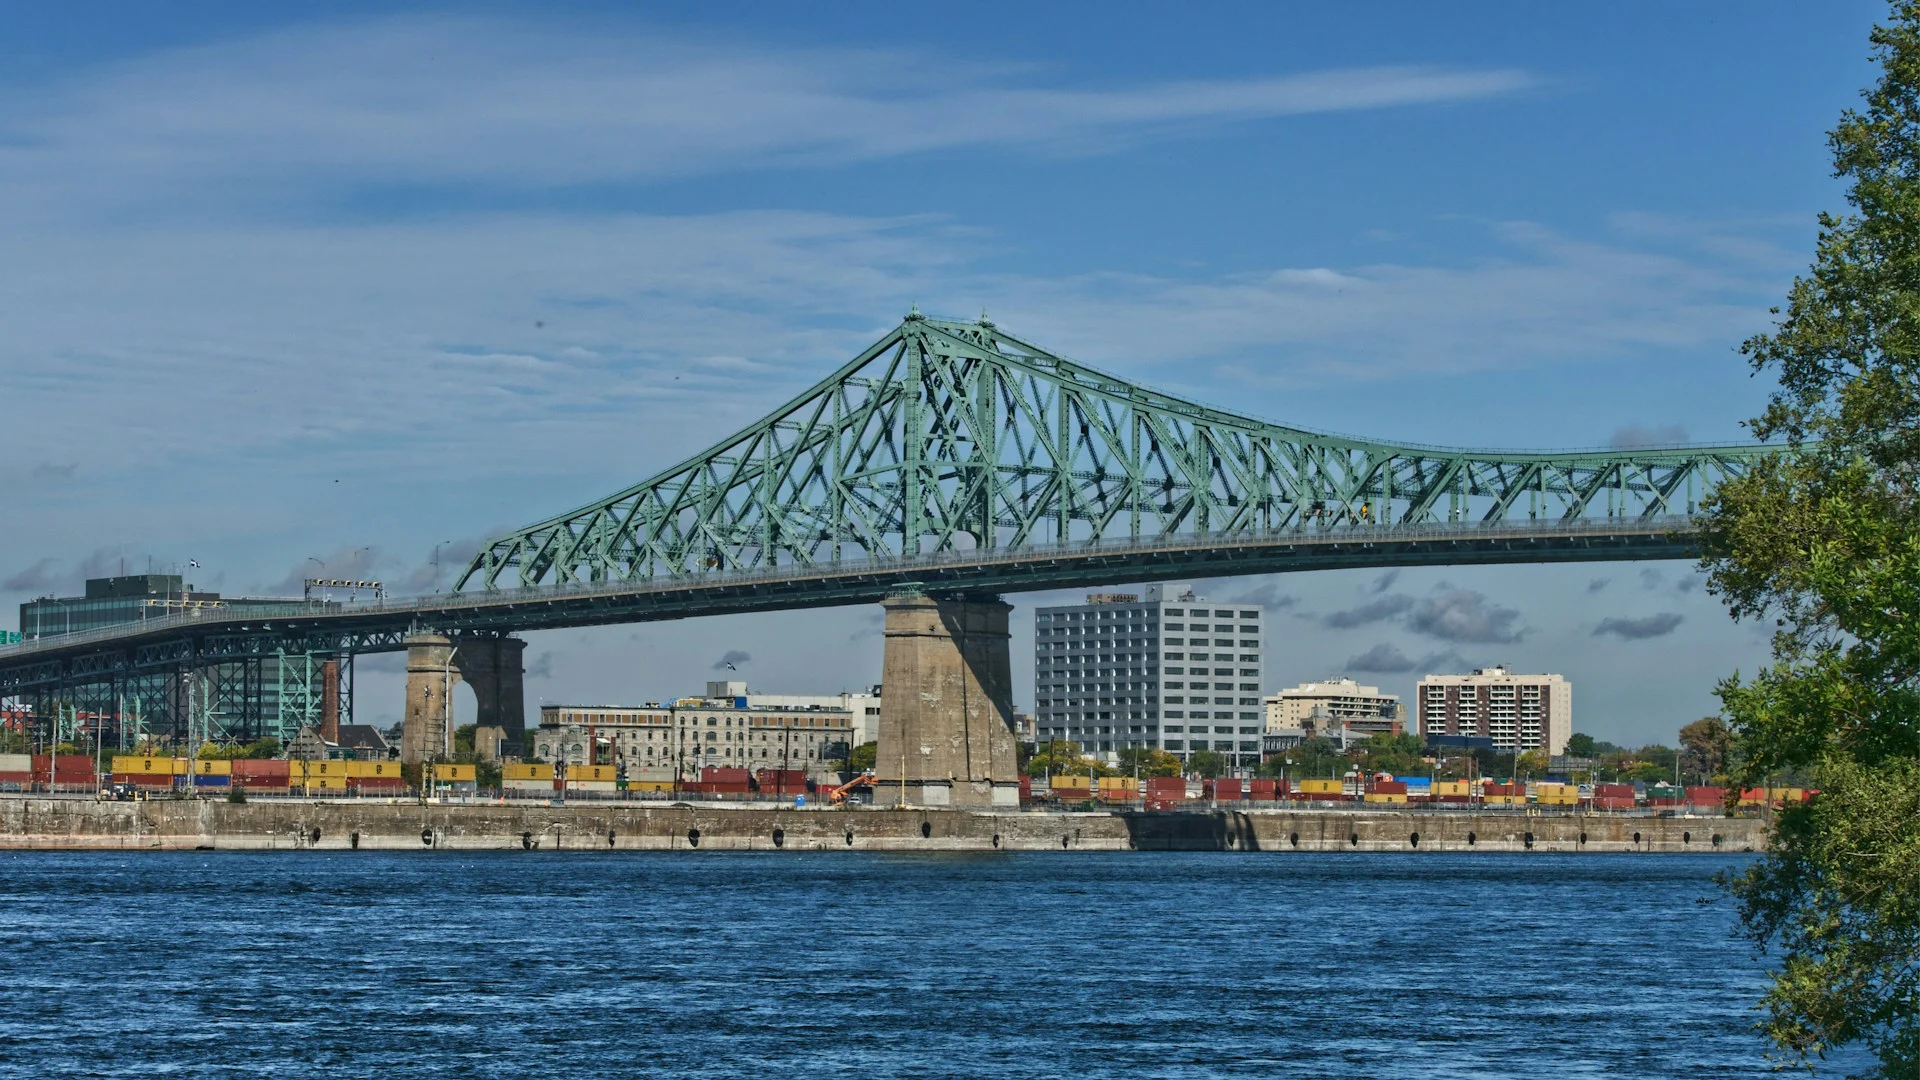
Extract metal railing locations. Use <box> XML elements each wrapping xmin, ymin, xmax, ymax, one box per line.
<box><xmin>0</xmin><ymin>514</ymin><xmax>1700</xmax><ymax>660</ymax></box>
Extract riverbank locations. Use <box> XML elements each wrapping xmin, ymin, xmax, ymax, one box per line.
<box><xmin>0</xmin><ymin>797</ymin><xmax>1766</xmax><ymax>852</ymax></box>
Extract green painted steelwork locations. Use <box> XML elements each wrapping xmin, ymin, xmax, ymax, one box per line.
<box><xmin>459</xmin><ymin>313</ymin><xmax>1772</xmax><ymax>591</ymax></box>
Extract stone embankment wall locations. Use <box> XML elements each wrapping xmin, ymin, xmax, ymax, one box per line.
<box><xmin>0</xmin><ymin>798</ymin><xmax>1767</xmax><ymax>853</ymax></box>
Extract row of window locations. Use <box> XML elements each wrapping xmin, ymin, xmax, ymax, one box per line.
<box><xmin>1038</xmin><ymin>608</ymin><xmax>1260</xmax><ymax>622</ymax></box>
<box><xmin>1161</xmin><ymin>696</ymin><xmax>1261</xmax><ymax>705</ymax></box>
<box><xmin>1163</xmin><ymin>653</ymin><xmax>1261</xmax><ymax>663</ymax></box>
<box><xmin>1163</xmin><ymin>740</ymin><xmax>1261</xmax><ymax>752</ymax></box>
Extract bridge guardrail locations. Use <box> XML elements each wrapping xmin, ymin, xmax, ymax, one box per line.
<box><xmin>0</xmin><ymin>515</ymin><xmax>1702</xmax><ymax>660</ymax></box>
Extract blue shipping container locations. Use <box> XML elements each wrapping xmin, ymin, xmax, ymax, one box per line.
<box><xmin>193</xmin><ymin>775</ymin><xmax>231</xmax><ymax>787</ymax></box>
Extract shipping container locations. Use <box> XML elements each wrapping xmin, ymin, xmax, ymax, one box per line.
<box><xmin>1432</xmin><ymin>780</ymin><xmax>1472</xmax><ymax>798</ymax></box>
<box><xmin>1210</xmin><ymin>779</ymin><xmax>1243</xmax><ymax>800</ymax></box>
<box><xmin>1686</xmin><ymin>786</ymin><xmax>1728</xmax><ymax>806</ymax></box>
<box><xmin>0</xmin><ymin>754</ymin><xmax>29</xmax><ymax>772</ymax></box>
<box><xmin>700</xmin><ymin>767</ymin><xmax>751</xmax><ymax>785</ymax></box>
<box><xmin>297</xmin><ymin>776</ymin><xmax>350</xmax><ymax>791</ymax></box>
<box><xmin>504</xmin><ymin>763</ymin><xmax>554</xmax><ymax>781</ymax></box>
<box><xmin>231</xmin><ymin>759</ymin><xmax>292</xmax><ymax>779</ymax></box>
<box><xmin>112</xmin><ymin>772</ymin><xmax>179</xmax><ymax>788</ymax></box>
<box><xmin>1362</xmin><ymin>792</ymin><xmax>1410</xmax><ymax>804</ymax></box>
<box><xmin>192</xmin><ymin>774</ymin><xmax>231</xmax><ymax>787</ymax></box>
<box><xmin>1298</xmin><ymin>779</ymin><xmax>1344</xmax><ymax>795</ymax></box>
<box><xmin>1369</xmin><ymin>780</ymin><xmax>1409</xmax><ymax>795</ymax></box>
<box><xmin>113</xmin><ymin>755</ymin><xmax>182</xmax><ymax>776</ymax></box>
<box><xmin>425</xmin><ymin>763</ymin><xmax>478</xmax><ymax>783</ymax></box>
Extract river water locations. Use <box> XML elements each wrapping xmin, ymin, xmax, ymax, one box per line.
<box><xmin>0</xmin><ymin>851</ymin><xmax>1855</xmax><ymax>1077</ymax></box>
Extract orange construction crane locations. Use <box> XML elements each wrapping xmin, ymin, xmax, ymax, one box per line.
<box><xmin>828</xmin><ymin>773</ymin><xmax>874</xmax><ymax>805</ymax></box>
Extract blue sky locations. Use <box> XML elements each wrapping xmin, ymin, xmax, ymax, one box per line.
<box><xmin>0</xmin><ymin>2</ymin><xmax>1885</xmax><ymax>745</ymax></box>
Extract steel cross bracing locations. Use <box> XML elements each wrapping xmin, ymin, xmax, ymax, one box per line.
<box><xmin>458</xmin><ymin>313</ymin><xmax>1772</xmax><ymax>591</ymax></box>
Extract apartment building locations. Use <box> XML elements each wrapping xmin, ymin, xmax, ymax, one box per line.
<box><xmin>1416</xmin><ymin>666</ymin><xmax>1571</xmax><ymax>755</ymax></box>
<box><xmin>1264</xmin><ymin>678</ymin><xmax>1405</xmax><ymax>738</ymax></box>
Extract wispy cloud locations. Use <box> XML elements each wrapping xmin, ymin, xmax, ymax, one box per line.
<box><xmin>0</xmin><ymin>16</ymin><xmax>1532</xmax><ymax>213</ymax></box>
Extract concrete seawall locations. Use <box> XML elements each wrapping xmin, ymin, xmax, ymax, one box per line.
<box><xmin>0</xmin><ymin>798</ymin><xmax>1768</xmax><ymax>853</ymax></box>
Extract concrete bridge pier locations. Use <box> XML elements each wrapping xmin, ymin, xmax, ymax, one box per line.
<box><xmin>402</xmin><ymin>634</ymin><xmax>526</xmax><ymax>764</ymax></box>
<box><xmin>871</xmin><ymin>588</ymin><xmax>1021</xmax><ymax>809</ymax></box>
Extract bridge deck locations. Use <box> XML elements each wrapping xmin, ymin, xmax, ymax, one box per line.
<box><xmin>1</xmin><ymin>518</ymin><xmax>1700</xmax><ymax>687</ymax></box>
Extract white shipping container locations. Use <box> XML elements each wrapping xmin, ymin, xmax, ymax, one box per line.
<box><xmin>0</xmin><ymin>754</ymin><xmax>31</xmax><ymax>772</ymax></box>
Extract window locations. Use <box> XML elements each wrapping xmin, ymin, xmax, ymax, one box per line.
<box><xmin>1165</xmin><ymin>740</ymin><xmax>1185</xmax><ymax>750</ymax></box>
<box><xmin>1238</xmin><ymin>727</ymin><xmax>1260</xmax><ymax>735</ymax></box>
<box><xmin>1214</xmin><ymin>726</ymin><xmax>1233</xmax><ymax>734</ymax></box>
<box><xmin>1238</xmin><ymin>741</ymin><xmax>1258</xmax><ymax>751</ymax></box>
<box><xmin>1164</xmin><ymin>666</ymin><xmax>1184</xmax><ymax>675</ymax></box>
<box><xmin>1240</xmin><ymin>683</ymin><xmax>1259</xmax><ymax>691</ymax></box>
<box><xmin>1164</xmin><ymin>681</ymin><xmax>1183</xmax><ymax>689</ymax></box>
<box><xmin>1164</xmin><ymin>695</ymin><xmax>1184</xmax><ymax>704</ymax></box>
<box><xmin>1164</xmin><ymin>652</ymin><xmax>1184</xmax><ymax>661</ymax></box>
<box><xmin>1191</xmin><ymin>652</ymin><xmax>1209</xmax><ymax>660</ymax></box>
<box><xmin>1164</xmin><ymin>622</ymin><xmax>1184</xmax><ymax>631</ymax></box>
<box><xmin>1240</xmin><ymin>697</ymin><xmax>1259</xmax><ymax>706</ymax></box>
<box><xmin>1240</xmin><ymin>712</ymin><xmax>1260</xmax><ymax>721</ymax></box>
<box><xmin>1241</xmin><ymin>668</ymin><xmax>1259</xmax><ymax>677</ymax></box>
<box><xmin>1164</xmin><ymin>637</ymin><xmax>1184</xmax><ymax>646</ymax></box>
<box><xmin>1188</xmin><ymin>739</ymin><xmax>1208</xmax><ymax>750</ymax></box>
<box><xmin>1165</xmin><ymin>711</ymin><xmax>1184</xmax><ymax>719</ymax></box>
<box><xmin>1165</xmin><ymin>608</ymin><xmax>1184</xmax><ymax>616</ymax></box>
<box><xmin>1240</xmin><ymin>611</ymin><xmax>1259</xmax><ymax>619</ymax></box>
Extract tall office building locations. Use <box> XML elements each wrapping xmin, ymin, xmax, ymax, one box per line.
<box><xmin>1033</xmin><ymin>583</ymin><xmax>1265</xmax><ymax>770</ymax></box>
<box><xmin>1417</xmin><ymin>666</ymin><xmax>1571</xmax><ymax>755</ymax></box>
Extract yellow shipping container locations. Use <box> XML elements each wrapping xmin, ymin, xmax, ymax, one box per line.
<box><xmin>1433</xmin><ymin>780</ymin><xmax>1471</xmax><ymax>797</ymax></box>
<box><xmin>1051</xmin><ymin>775</ymin><xmax>1091</xmax><ymax>788</ymax></box>
<box><xmin>504</xmin><ymin>763</ymin><xmax>554</xmax><ymax>781</ymax></box>
<box><xmin>298</xmin><ymin>776</ymin><xmax>349</xmax><ymax>791</ymax></box>
<box><xmin>1299</xmin><ymin>779</ymin><xmax>1344</xmax><ymax>795</ymax></box>
<box><xmin>114</xmin><ymin>756</ymin><xmax>187</xmax><ymax>776</ymax></box>
<box><xmin>1097</xmin><ymin>778</ymin><xmax>1137</xmax><ymax>792</ymax></box>
<box><xmin>428</xmin><ymin>763</ymin><xmax>478</xmax><ymax>783</ymax></box>
<box><xmin>628</xmin><ymin>780</ymin><xmax>675</xmax><ymax>793</ymax></box>
<box><xmin>1483</xmin><ymin>794</ymin><xmax>1524</xmax><ymax>806</ymax></box>
<box><xmin>191</xmin><ymin>759</ymin><xmax>232</xmax><ymax>776</ymax></box>
<box><xmin>1363</xmin><ymin>793</ymin><xmax>1409</xmax><ymax>804</ymax></box>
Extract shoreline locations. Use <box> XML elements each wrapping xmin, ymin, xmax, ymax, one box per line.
<box><xmin>0</xmin><ymin>798</ymin><xmax>1767</xmax><ymax>853</ymax></box>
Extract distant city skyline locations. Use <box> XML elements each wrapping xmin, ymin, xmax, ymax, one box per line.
<box><xmin>0</xmin><ymin>2</ymin><xmax>1879</xmax><ymax>748</ymax></box>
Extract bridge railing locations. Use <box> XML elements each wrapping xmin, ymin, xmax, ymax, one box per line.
<box><xmin>0</xmin><ymin>515</ymin><xmax>1702</xmax><ymax>660</ymax></box>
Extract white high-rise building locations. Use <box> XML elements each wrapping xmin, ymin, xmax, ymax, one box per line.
<box><xmin>1417</xmin><ymin>666</ymin><xmax>1571</xmax><ymax>755</ymax></box>
<box><xmin>1033</xmin><ymin>583</ymin><xmax>1266</xmax><ymax>770</ymax></box>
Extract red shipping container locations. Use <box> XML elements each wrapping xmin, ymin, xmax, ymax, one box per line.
<box><xmin>1593</xmin><ymin>796</ymin><xmax>1636</xmax><ymax>810</ymax></box>
<box><xmin>232</xmin><ymin>759</ymin><xmax>292</xmax><ymax>779</ymax></box>
<box><xmin>0</xmin><ymin>771</ymin><xmax>33</xmax><ymax>784</ymax></box>
<box><xmin>1212</xmin><ymin>779</ymin><xmax>1243</xmax><ymax>800</ymax></box>
<box><xmin>1593</xmin><ymin>783</ymin><xmax>1635</xmax><ymax>798</ymax></box>
<box><xmin>701</xmin><ymin>767</ymin><xmax>750</xmax><ymax>785</ymax></box>
<box><xmin>1019</xmin><ymin>776</ymin><xmax>1032</xmax><ymax>799</ymax></box>
<box><xmin>1370</xmin><ymin>781</ymin><xmax>1409</xmax><ymax>795</ymax></box>
<box><xmin>112</xmin><ymin>772</ymin><xmax>179</xmax><ymax>788</ymax></box>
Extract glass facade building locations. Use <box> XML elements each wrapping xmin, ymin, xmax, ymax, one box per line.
<box><xmin>1033</xmin><ymin>583</ymin><xmax>1266</xmax><ymax>770</ymax></box>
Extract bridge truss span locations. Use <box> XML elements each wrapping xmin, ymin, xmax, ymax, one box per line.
<box><xmin>458</xmin><ymin>313</ymin><xmax>1772</xmax><ymax>591</ymax></box>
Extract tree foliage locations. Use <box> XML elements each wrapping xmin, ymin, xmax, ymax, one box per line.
<box><xmin>1702</xmin><ymin>8</ymin><xmax>1920</xmax><ymax>1072</ymax></box>
<box><xmin>1116</xmin><ymin>747</ymin><xmax>1183</xmax><ymax>777</ymax></box>
<box><xmin>848</xmin><ymin>741</ymin><xmax>877</xmax><ymax>773</ymax></box>
<box><xmin>1565</xmin><ymin>732</ymin><xmax>1597</xmax><ymax>757</ymax></box>
<box><xmin>1679</xmin><ymin>717</ymin><xmax>1735</xmax><ymax>782</ymax></box>
<box><xmin>1184</xmin><ymin>750</ymin><xmax>1228</xmax><ymax>779</ymax></box>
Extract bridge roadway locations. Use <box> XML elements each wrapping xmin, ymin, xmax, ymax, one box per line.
<box><xmin>0</xmin><ymin>516</ymin><xmax>1701</xmax><ymax>692</ymax></box>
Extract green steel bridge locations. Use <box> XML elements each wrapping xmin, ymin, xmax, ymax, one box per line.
<box><xmin>0</xmin><ymin>313</ymin><xmax>1770</xmax><ymax>742</ymax></box>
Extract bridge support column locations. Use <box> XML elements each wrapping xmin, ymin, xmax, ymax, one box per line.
<box><xmin>458</xmin><ymin>636</ymin><xmax>526</xmax><ymax>755</ymax></box>
<box><xmin>871</xmin><ymin>589</ymin><xmax>1021</xmax><ymax>809</ymax></box>
<box><xmin>403</xmin><ymin>634</ymin><xmax>527</xmax><ymax>765</ymax></box>
<box><xmin>403</xmin><ymin>635</ymin><xmax>458</xmax><ymax>766</ymax></box>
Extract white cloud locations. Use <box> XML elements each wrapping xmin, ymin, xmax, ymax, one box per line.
<box><xmin>0</xmin><ymin>15</ymin><xmax>1531</xmax><ymax>216</ymax></box>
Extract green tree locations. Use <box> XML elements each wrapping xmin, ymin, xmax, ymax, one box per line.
<box><xmin>1701</xmin><ymin>9</ymin><xmax>1920</xmax><ymax>1071</ymax></box>
<box><xmin>1026</xmin><ymin>738</ymin><xmax>1092</xmax><ymax>777</ymax></box>
<box><xmin>847</xmin><ymin>741</ymin><xmax>877</xmax><ymax>772</ymax></box>
<box><xmin>1565</xmin><ymin>732</ymin><xmax>1597</xmax><ymax>757</ymax></box>
<box><xmin>1257</xmin><ymin>737</ymin><xmax>1347</xmax><ymax>780</ymax></box>
<box><xmin>1185</xmin><ymin>750</ymin><xmax>1228</xmax><ymax>779</ymax></box>
<box><xmin>1116</xmin><ymin>747</ymin><xmax>1183</xmax><ymax>777</ymax></box>
<box><xmin>1678</xmin><ymin>717</ymin><xmax>1733</xmax><ymax>783</ymax></box>
<box><xmin>1354</xmin><ymin>732</ymin><xmax>1425</xmax><ymax>777</ymax></box>
<box><xmin>1513</xmin><ymin>749</ymin><xmax>1548</xmax><ymax>779</ymax></box>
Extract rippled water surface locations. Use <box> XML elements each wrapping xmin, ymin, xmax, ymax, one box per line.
<box><xmin>0</xmin><ymin>851</ymin><xmax>1853</xmax><ymax>1077</ymax></box>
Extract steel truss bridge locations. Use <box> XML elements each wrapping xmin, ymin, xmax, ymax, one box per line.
<box><xmin>0</xmin><ymin>313</ymin><xmax>1770</xmax><ymax>744</ymax></box>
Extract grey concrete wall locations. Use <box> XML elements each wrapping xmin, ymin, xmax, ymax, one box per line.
<box><xmin>0</xmin><ymin>799</ymin><xmax>1767</xmax><ymax>854</ymax></box>
<box><xmin>872</xmin><ymin>593</ymin><xmax>1021</xmax><ymax>809</ymax></box>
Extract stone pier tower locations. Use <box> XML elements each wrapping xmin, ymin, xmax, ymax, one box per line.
<box><xmin>402</xmin><ymin>633</ymin><xmax>527</xmax><ymax>765</ymax></box>
<box><xmin>871</xmin><ymin>588</ymin><xmax>1021</xmax><ymax>809</ymax></box>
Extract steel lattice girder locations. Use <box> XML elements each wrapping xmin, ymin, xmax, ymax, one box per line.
<box><xmin>458</xmin><ymin>313</ymin><xmax>1775</xmax><ymax>590</ymax></box>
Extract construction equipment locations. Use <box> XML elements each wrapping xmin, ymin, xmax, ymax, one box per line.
<box><xmin>828</xmin><ymin>773</ymin><xmax>874</xmax><ymax>806</ymax></box>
